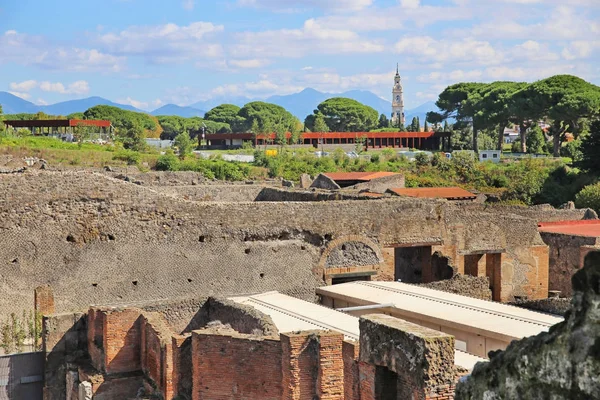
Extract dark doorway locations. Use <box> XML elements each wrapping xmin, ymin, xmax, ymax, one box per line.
<box><xmin>431</xmin><ymin>252</ymin><xmax>455</xmax><ymax>281</ymax></box>
<box><xmin>332</xmin><ymin>275</ymin><xmax>371</xmax><ymax>285</ymax></box>
<box><xmin>393</xmin><ymin>246</ymin><xmax>432</xmax><ymax>283</ymax></box>
<box><xmin>375</xmin><ymin>366</ymin><xmax>398</xmax><ymax>400</ymax></box>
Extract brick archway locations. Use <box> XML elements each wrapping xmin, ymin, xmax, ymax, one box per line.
<box><xmin>317</xmin><ymin>235</ymin><xmax>384</xmax><ymax>284</ymax></box>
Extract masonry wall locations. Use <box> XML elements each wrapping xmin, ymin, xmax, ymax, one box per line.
<box><xmin>192</xmin><ymin>330</ymin><xmax>283</xmax><ymax>400</ymax></box>
<box><xmin>0</xmin><ymin>170</ymin><xmax>572</xmax><ymax>324</ymax></box>
<box><xmin>539</xmin><ymin>232</ymin><xmax>599</xmax><ymax>297</ymax></box>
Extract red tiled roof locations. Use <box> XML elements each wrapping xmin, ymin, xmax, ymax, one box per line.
<box><xmin>324</xmin><ymin>172</ymin><xmax>399</xmax><ymax>182</ymax></box>
<box><xmin>388</xmin><ymin>187</ymin><xmax>476</xmax><ymax>200</ymax></box>
<box><xmin>538</xmin><ymin>220</ymin><xmax>600</xmax><ymax>238</ymax></box>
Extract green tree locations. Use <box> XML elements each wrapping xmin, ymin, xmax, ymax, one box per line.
<box><xmin>313</xmin><ymin>113</ymin><xmax>329</xmax><ymax>133</ymax></box>
<box><xmin>575</xmin><ymin>182</ymin><xmax>600</xmax><ymax>214</ymax></box>
<box><xmin>424</xmin><ymin>120</ymin><xmax>429</xmax><ymax>132</ymax></box>
<box><xmin>428</xmin><ymin>82</ymin><xmax>491</xmax><ymax>152</ymax></box>
<box><xmin>204</xmin><ymin>104</ymin><xmax>241</xmax><ymax>124</ymax></box>
<box><xmin>312</xmin><ymin>97</ymin><xmax>378</xmax><ymax>132</ymax></box>
<box><xmin>84</xmin><ymin>105</ymin><xmax>160</xmax><ymax>138</ymax></box>
<box><xmin>515</xmin><ymin>75</ymin><xmax>600</xmax><ymax>156</ymax></box>
<box><xmin>238</xmin><ymin>101</ymin><xmax>298</xmax><ymax>134</ymax></box>
<box><xmin>410</xmin><ymin>117</ymin><xmax>419</xmax><ymax>132</ymax></box>
<box><xmin>580</xmin><ymin>120</ymin><xmax>600</xmax><ymax>173</ymax></box>
<box><xmin>526</xmin><ymin>125</ymin><xmax>546</xmax><ymax>154</ymax></box>
<box><xmin>173</xmin><ymin>130</ymin><xmax>193</xmax><ymax>159</ymax></box>
<box><xmin>120</xmin><ymin>120</ymin><xmax>146</xmax><ymax>151</ymax></box>
<box><xmin>443</xmin><ymin>121</ymin><xmax>450</xmax><ymax>132</ymax></box>
<box><xmin>378</xmin><ymin>114</ymin><xmax>390</xmax><ymax>129</ymax></box>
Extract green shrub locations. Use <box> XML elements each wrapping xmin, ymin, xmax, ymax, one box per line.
<box><xmin>575</xmin><ymin>183</ymin><xmax>600</xmax><ymax>214</ymax></box>
<box><xmin>155</xmin><ymin>152</ymin><xmax>180</xmax><ymax>171</ymax></box>
<box><xmin>414</xmin><ymin>152</ymin><xmax>430</xmax><ymax>167</ymax></box>
<box><xmin>112</xmin><ymin>149</ymin><xmax>141</xmax><ymax>165</ymax></box>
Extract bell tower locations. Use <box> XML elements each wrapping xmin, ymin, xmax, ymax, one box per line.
<box><xmin>391</xmin><ymin>64</ymin><xmax>405</xmax><ymax>127</ymax></box>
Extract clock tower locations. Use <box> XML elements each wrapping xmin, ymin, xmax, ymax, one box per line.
<box><xmin>391</xmin><ymin>64</ymin><xmax>405</xmax><ymax>127</ymax></box>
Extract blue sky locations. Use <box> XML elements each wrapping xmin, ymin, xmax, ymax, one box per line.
<box><xmin>0</xmin><ymin>0</ymin><xmax>598</xmax><ymax>111</ymax></box>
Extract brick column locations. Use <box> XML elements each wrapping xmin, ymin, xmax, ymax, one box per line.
<box><xmin>103</xmin><ymin>308</ymin><xmax>142</xmax><ymax>374</ymax></box>
<box><xmin>281</xmin><ymin>331</ymin><xmax>319</xmax><ymax>400</ymax></box>
<box><xmin>317</xmin><ymin>332</ymin><xmax>344</xmax><ymax>400</ymax></box>
<box><xmin>35</xmin><ymin>284</ymin><xmax>55</xmax><ymax>316</ymax></box>
<box><xmin>343</xmin><ymin>341</ymin><xmax>360</xmax><ymax>400</ymax></box>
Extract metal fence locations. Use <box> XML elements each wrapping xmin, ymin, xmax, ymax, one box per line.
<box><xmin>0</xmin><ymin>352</ymin><xmax>44</xmax><ymax>400</ymax></box>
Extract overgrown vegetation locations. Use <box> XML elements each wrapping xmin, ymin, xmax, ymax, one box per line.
<box><xmin>0</xmin><ymin>311</ymin><xmax>42</xmax><ymax>354</ymax></box>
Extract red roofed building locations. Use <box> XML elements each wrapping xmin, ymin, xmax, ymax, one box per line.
<box><xmin>538</xmin><ymin>220</ymin><xmax>600</xmax><ymax>297</ymax></box>
<box><xmin>205</xmin><ymin>131</ymin><xmax>451</xmax><ymax>151</ymax></box>
<box><xmin>3</xmin><ymin>119</ymin><xmax>113</xmax><ymax>139</ymax></box>
<box><xmin>387</xmin><ymin>187</ymin><xmax>477</xmax><ymax>201</ymax></box>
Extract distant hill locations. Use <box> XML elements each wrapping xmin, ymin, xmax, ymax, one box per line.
<box><xmin>405</xmin><ymin>101</ymin><xmax>439</xmax><ymax>124</ymax></box>
<box><xmin>265</xmin><ymin>88</ymin><xmax>392</xmax><ymax>120</ymax></box>
<box><xmin>190</xmin><ymin>96</ymin><xmax>255</xmax><ymax>112</ymax></box>
<box><xmin>151</xmin><ymin>104</ymin><xmax>206</xmax><ymax>118</ymax></box>
<box><xmin>0</xmin><ymin>92</ymin><xmax>40</xmax><ymax>114</ymax></box>
<box><xmin>0</xmin><ymin>92</ymin><xmax>143</xmax><ymax>116</ymax></box>
<box><xmin>42</xmin><ymin>96</ymin><xmax>142</xmax><ymax>115</ymax></box>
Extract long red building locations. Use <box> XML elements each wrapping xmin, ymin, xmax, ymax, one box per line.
<box><xmin>205</xmin><ymin>131</ymin><xmax>451</xmax><ymax>151</ymax></box>
<box><xmin>3</xmin><ymin>119</ymin><xmax>113</xmax><ymax>136</ymax></box>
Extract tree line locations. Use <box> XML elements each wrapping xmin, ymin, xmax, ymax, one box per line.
<box><xmin>427</xmin><ymin>75</ymin><xmax>600</xmax><ymax>156</ymax></box>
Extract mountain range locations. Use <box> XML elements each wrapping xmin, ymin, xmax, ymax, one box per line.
<box><xmin>0</xmin><ymin>89</ymin><xmax>439</xmax><ymax>124</ymax></box>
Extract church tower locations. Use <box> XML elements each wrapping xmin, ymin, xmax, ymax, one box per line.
<box><xmin>391</xmin><ymin>64</ymin><xmax>405</xmax><ymax>127</ymax></box>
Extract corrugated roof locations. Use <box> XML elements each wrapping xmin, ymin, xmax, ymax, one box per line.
<box><xmin>388</xmin><ymin>187</ymin><xmax>476</xmax><ymax>200</ymax></box>
<box><xmin>538</xmin><ymin>220</ymin><xmax>600</xmax><ymax>238</ymax></box>
<box><xmin>324</xmin><ymin>171</ymin><xmax>399</xmax><ymax>182</ymax></box>
<box><xmin>229</xmin><ymin>291</ymin><xmax>485</xmax><ymax>371</ymax></box>
<box><xmin>316</xmin><ymin>281</ymin><xmax>562</xmax><ymax>342</ymax></box>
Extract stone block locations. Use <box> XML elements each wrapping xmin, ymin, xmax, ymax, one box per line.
<box><xmin>310</xmin><ymin>174</ymin><xmax>341</xmax><ymax>190</ymax></box>
<box><xmin>359</xmin><ymin>314</ymin><xmax>455</xmax><ymax>393</ymax></box>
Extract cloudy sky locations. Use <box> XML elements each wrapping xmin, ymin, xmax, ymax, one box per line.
<box><xmin>1</xmin><ymin>0</ymin><xmax>599</xmax><ymax>110</ymax></box>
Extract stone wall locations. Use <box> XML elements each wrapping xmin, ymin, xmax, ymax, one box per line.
<box><xmin>455</xmin><ymin>251</ymin><xmax>600</xmax><ymax>399</ymax></box>
<box><xmin>0</xmin><ymin>170</ymin><xmax>570</xmax><ymax>322</ymax></box>
<box><xmin>540</xmin><ymin>231</ymin><xmax>599</xmax><ymax>297</ymax></box>
<box><xmin>154</xmin><ymin>184</ymin><xmax>266</xmax><ymax>202</ymax></box>
<box><xmin>255</xmin><ymin>187</ymin><xmax>384</xmax><ymax>201</ymax></box>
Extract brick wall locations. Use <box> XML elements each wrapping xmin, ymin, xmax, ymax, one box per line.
<box><xmin>140</xmin><ymin>313</ymin><xmax>175</xmax><ymax>399</ymax></box>
<box><xmin>102</xmin><ymin>308</ymin><xmax>142</xmax><ymax>375</ymax></box>
<box><xmin>281</xmin><ymin>332</ymin><xmax>319</xmax><ymax>400</ymax></box>
<box><xmin>34</xmin><ymin>285</ymin><xmax>55</xmax><ymax>316</ymax></box>
<box><xmin>192</xmin><ymin>330</ymin><xmax>283</xmax><ymax>400</ymax></box>
<box><xmin>316</xmin><ymin>332</ymin><xmax>344</xmax><ymax>399</ymax></box>
<box><xmin>343</xmin><ymin>340</ymin><xmax>360</xmax><ymax>400</ymax></box>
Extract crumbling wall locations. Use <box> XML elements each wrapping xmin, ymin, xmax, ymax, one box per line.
<box><xmin>419</xmin><ymin>274</ymin><xmax>492</xmax><ymax>301</ymax></box>
<box><xmin>455</xmin><ymin>251</ymin><xmax>600</xmax><ymax>399</ymax></box>
<box><xmin>154</xmin><ymin>184</ymin><xmax>266</xmax><ymax>202</ymax></box>
<box><xmin>255</xmin><ymin>187</ymin><xmax>382</xmax><ymax>202</ymax></box>
<box><xmin>540</xmin><ymin>231</ymin><xmax>599</xmax><ymax>297</ymax></box>
<box><xmin>348</xmin><ymin>174</ymin><xmax>405</xmax><ymax>193</ymax></box>
<box><xmin>0</xmin><ymin>170</ymin><xmax>556</xmax><ymax>322</ymax></box>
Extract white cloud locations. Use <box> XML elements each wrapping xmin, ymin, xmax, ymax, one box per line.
<box><xmin>97</xmin><ymin>22</ymin><xmax>224</xmax><ymax>63</ymax></box>
<box><xmin>8</xmin><ymin>91</ymin><xmax>31</xmax><ymax>100</ymax></box>
<box><xmin>237</xmin><ymin>0</ymin><xmax>373</xmax><ymax>12</ymax></box>
<box><xmin>10</xmin><ymin>80</ymin><xmax>38</xmax><ymax>92</ymax></box>
<box><xmin>117</xmin><ymin>97</ymin><xmax>149</xmax><ymax>110</ymax></box>
<box><xmin>231</xmin><ymin>19</ymin><xmax>384</xmax><ymax>59</ymax></box>
<box><xmin>394</xmin><ymin>36</ymin><xmax>502</xmax><ymax>66</ymax></box>
<box><xmin>228</xmin><ymin>59</ymin><xmax>271</xmax><ymax>69</ymax></box>
<box><xmin>36</xmin><ymin>98</ymin><xmax>49</xmax><ymax>106</ymax></box>
<box><xmin>400</xmin><ymin>0</ymin><xmax>420</xmax><ymax>9</ymax></box>
<box><xmin>417</xmin><ymin>70</ymin><xmax>484</xmax><ymax>83</ymax></box>
<box><xmin>7</xmin><ymin>80</ymin><xmax>90</xmax><ymax>96</ymax></box>
<box><xmin>561</xmin><ymin>41</ymin><xmax>599</xmax><ymax>60</ymax></box>
<box><xmin>513</xmin><ymin>40</ymin><xmax>559</xmax><ymax>61</ymax></box>
<box><xmin>0</xmin><ymin>31</ymin><xmax>124</xmax><ymax>72</ymax></box>
<box><xmin>182</xmin><ymin>0</ymin><xmax>194</xmax><ymax>10</ymax></box>
<box><xmin>39</xmin><ymin>80</ymin><xmax>90</xmax><ymax>95</ymax></box>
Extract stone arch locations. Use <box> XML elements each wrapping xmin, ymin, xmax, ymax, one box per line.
<box><xmin>317</xmin><ymin>235</ymin><xmax>384</xmax><ymax>284</ymax></box>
